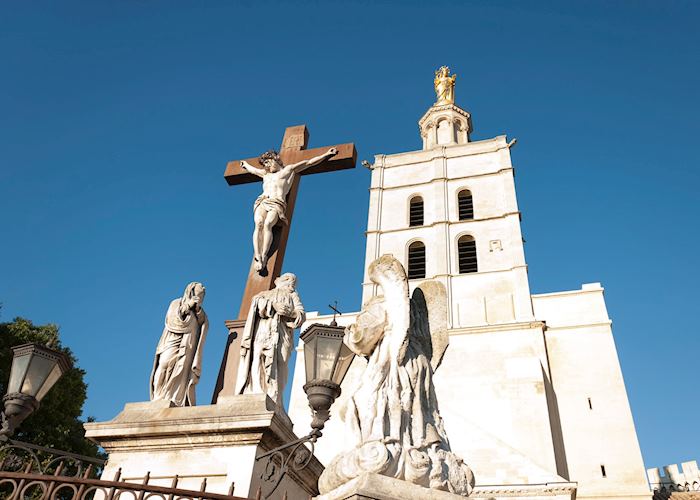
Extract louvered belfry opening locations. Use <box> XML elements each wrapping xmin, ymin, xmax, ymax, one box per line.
<box><xmin>458</xmin><ymin>190</ymin><xmax>474</xmax><ymax>220</ymax></box>
<box><xmin>458</xmin><ymin>235</ymin><xmax>478</xmax><ymax>274</ymax></box>
<box><xmin>409</xmin><ymin>196</ymin><xmax>424</xmax><ymax>227</ymax></box>
<box><xmin>407</xmin><ymin>241</ymin><xmax>426</xmax><ymax>279</ymax></box>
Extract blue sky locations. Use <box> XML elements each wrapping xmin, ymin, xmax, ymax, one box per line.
<box><xmin>1</xmin><ymin>1</ymin><xmax>698</xmax><ymax>471</ymax></box>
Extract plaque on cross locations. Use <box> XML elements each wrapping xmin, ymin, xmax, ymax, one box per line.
<box><xmin>212</xmin><ymin>125</ymin><xmax>357</xmax><ymax>402</ymax></box>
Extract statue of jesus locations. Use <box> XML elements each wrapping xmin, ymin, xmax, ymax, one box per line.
<box><xmin>240</xmin><ymin>147</ymin><xmax>338</xmax><ymax>272</ymax></box>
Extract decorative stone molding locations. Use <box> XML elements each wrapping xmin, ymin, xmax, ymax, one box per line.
<box><xmin>471</xmin><ymin>482</ymin><xmax>577</xmax><ymax>498</ymax></box>
<box><xmin>315</xmin><ymin>473</ymin><xmax>577</xmax><ymax>500</ymax></box>
<box><xmin>85</xmin><ymin>394</ymin><xmax>323</xmax><ymax>498</ymax></box>
<box><xmin>418</xmin><ymin>103</ymin><xmax>472</xmax><ymax>150</ymax></box>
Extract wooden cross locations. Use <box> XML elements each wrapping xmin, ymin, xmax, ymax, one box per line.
<box><xmin>212</xmin><ymin>124</ymin><xmax>357</xmax><ymax>402</ymax></box>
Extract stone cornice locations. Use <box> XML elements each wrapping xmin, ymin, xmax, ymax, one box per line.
<box><xmin>368</xmin><ymin>167</ymin><xmax>514</xmax><ymax>192</ymax></box>
<box><xmin>360</xmin><ymin>265</ymin><xmax>530</xmax><ymax>287</ymax></box>
<box><xmin>544</xmin><ymin>321</ymin><xmax>613</xmax><ymax>331</ymax></box>
<box><xmin>532</xmin><ymin>286</ymin><xmax>605</xmax><ymax>298</ymax></box>
<box><xmin>295</xmin><ymin>315</ymin><xmax>545</xmax><ymax>341</ymax></box>
<box><xmin>365</xmin><ymin>211</ymin><xmax>522</xmax><ymax>235</ymax></box>
<box><xmin>472</xmin><ymin>481</ymin><xmax>577</xmax><ymax>498</ymax></box>
<box><xmin>418</xmin><ymin>102</ymin><xmax>471</xmax><ymax>126</ymax></box>
<box><xmin>84</xmin><ymin>395</ymin><xmax>296</xmax><ymax>449</ymax></box>
<box><xmin>373</xmin><ymin>135</ymin><xmax>509</xmax><ymax>167</ymax></box>
<box><xmin>448</xmin><ymin>320</ymin><xmax>545</xmax><ymax>336</ymax></box>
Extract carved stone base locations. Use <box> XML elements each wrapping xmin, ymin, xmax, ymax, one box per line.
<box><xmin>84</xmin><ymin>394</ymin><xmax>323</xmax><ymax>499</ymax></box>
<box><xmin>315</xmin><ymin>473</ymin><xmax>577</xmax><ymax>500</ymax></box>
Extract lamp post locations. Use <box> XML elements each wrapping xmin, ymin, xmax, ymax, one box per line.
<box><xmin>255</xmin><ymin>322</ymin><xmax>355</xmax><ymax>497</ymax></box>
<box><xmin>300</xmin><ymin>323</ymin><xmax>355</xmax><ymax>435</ymax></box>
<box><xmin>1</xmin><ymin>343</ymin><xmax>72</xmax><ymax>441</ymax></box>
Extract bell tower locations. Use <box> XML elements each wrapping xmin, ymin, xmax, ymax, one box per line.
<box><xmin>419</xmin><ymin>66</ymin><xmax>472</xmax><ymax>148</ymax></box>
<box><xmin>363</xmin><ymin>66</ymin><xmax>534</xmax><ymax>328</ymax></box>
<box><xmin>290</xmin><ymin>67</ymin><xmax>651</xmax><ymax>500</ymax></box>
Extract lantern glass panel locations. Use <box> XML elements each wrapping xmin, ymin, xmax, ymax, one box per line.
<box><xmin>303</xmin><ymin>334</ymin><xmax>317</xmax><ymax>383</ymax></box>
<box><xmin>332</xmin><ymin>342</ymin><xmax>355</xmax><ymax>385</ymax></box>
<box><xmin>21</xmin><ymin>354</ymin><xmax>56</xmax><ymax>398</ymax></box>
<box><xmin>35</xmin><ymin>363</ymin><xmax>64</xmax><ymax>401</ymax></box>
<box><xmin>315</xmin><ymin>335</ymin><xmax>341</xmax><ymax>381</ymax></box>
<box><xmin>7</xmin><ymin>353</ymin><xmax>30</xmax><ymax>394</ymax></box>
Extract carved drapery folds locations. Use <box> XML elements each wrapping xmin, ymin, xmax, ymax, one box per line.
<box><xmin>235</xmin><ymin>272</ymin><xmax>305</xmax><ymax>407</ymax></box>
<box><xmin>318</xmin><ymin>255</ymin><xmax>474</xmax><ymax>496</ymax></box>
<box><xmin>150</xmin><ymin>282</ymin><xmax>208</xmax><ymax>407</ymax></box>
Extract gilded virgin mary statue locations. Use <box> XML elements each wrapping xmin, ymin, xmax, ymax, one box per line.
<box><xmin>434</xmin><ymin>66</ymin><xmax>457</xmax><ymax>104</ymax></box>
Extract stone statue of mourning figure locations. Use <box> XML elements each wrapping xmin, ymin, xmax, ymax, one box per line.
<box><xmin>150</xmin><ymin>282</ymin><xmax>208</xmax><ymax>407</ymax></box>
<box><xmin>319</xmin><ymin>255</ymin><xmax>474</xmax><ymax>496</ymax></box>
<box><xmin>235</xmin><ymin>272</ymin><xmax>305</xmax><ymax>407</ymax></box>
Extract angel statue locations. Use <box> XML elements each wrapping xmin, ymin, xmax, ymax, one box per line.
<box><xmin>150</xmin><ymin>282</ymin><xmax>208</xmax><ymax>407</ymax></box>
<box><xmin>434</xmin><ymin>65</ymin><xmax>457</xmax><ymax>105</ymax></box>
<box><xmin>318</xmin><ymin>255</ymin><xmax>474</xmax><ymax>496</ymax></box>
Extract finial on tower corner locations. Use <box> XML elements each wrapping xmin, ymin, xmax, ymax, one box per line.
<box><xmin>434</xmin><ymin>66</ymin><xmax>456</xmax><ymax>105</ymax></box>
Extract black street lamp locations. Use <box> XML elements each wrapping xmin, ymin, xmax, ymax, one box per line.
<box><xmin>301</xmin><ymin>323</ymin><xmax>355</xmax><ymax>433</ymax></box>
<box><xmin>255</xmin><ymin>322</ymin><xmax>355</xmax><ymax>498</ymax></box>
<box><xmin>1</xmin><ymin>343</ymin><xmax>72</xmax><ymax>440</ymax></box>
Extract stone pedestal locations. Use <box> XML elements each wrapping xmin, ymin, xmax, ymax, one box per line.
<box><xmin>315</xmin><ymin>473</ymin><xmax>577</xmax><ymax>500</ymax></box>
<box><xmin>84</xmin><ymin>394</ymin><xmax>322</xmax><ymax>499</ymax></box>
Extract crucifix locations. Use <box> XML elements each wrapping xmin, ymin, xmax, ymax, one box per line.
<box><xmin>212</xmin><ymin>124</ymin><xmax>357</xmax><ymax>402</ymax></box>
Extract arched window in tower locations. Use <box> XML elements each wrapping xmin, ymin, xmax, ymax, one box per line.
<box><xmin>458</xmin><ymin>235</ymin><xmax>478</xmax><ymax>274</ymax></box>
<box><xmin>458</xmin><ymin>189</ymin><xmax>474</xmax><ymax>220</ymax></box>
<box><xmin>407</xmin><ymin>241</ymin><xmax>426</xmax><ymax>279</ymax></box>
<box><xmin>409</xmin><ymin>196</ymin><xmax>424</xmax><ymax>227</ymax></box>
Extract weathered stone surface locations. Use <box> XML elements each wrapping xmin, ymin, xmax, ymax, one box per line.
<box><xmin>84</xmin><ymin>394</ymin><xmax>322</xmax><ymax>498</ymax></box>
<box><xmin>235</xmin><ymin>273</ymin><xmax>305</xmax><ymax>407</ymax></box>
<box><xmin>150</xmin><ymin>282</ymin><xmax>208</xmax><ymax>407</ymax></box>
<box><xmin>319</xmin><ymin>255</ymin><xmax>473</xmax><ymax>496</ymax></box>
<box><xmin>316</xmin><ymin>473</ymin><xmax>577</xmax><ymax>500</ymax></box>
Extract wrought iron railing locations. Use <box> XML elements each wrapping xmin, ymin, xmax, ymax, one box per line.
<box><xmin>0</xmin><ymin>439</ymin><xmax>255</xmax><ymax>500</ymax></box>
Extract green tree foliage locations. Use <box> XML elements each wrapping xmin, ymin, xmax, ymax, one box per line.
<box><xmin>0</xmin><ymin>317</ymin><xmax>102</xmax><ymax>459</ymax></box>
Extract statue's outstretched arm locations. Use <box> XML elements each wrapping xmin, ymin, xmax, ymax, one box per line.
<box><xmin>288</xmin><ymin>148</ymin><xmax>338</xmax><ymax>173</ymax></box>
<box><xmin>240</xmin><ymin>160</ymin><xmax>266</xmax><ymax>177</ymax></box>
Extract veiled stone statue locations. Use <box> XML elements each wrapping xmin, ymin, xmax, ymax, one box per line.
<box><xmin>318</xmin><ymin>255</ymin><xmax>474</xmax><ymax>496</ymax></box>
<box><xmin>150</xmin><ymin>282</ymin><xmax>208</xmax><ymax>407</ymax></box>
<box><xmin>235</xmin><ymin>273</ymin><xmax>305</xmax><ymax>407</ymax></box>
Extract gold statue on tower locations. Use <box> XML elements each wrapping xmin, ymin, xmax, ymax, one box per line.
<box><xmin>434</xmin><ymin>66</ymin><xmax>456</xmax><ymax>104</ymax></box>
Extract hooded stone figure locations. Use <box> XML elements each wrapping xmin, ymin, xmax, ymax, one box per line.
<box><xmin>150</xmin><ymin>282</ymin><xmax>208</xmax><ymax>407</ymax></box>
<box><xmin>235</xmin><ymin>273</ymin><xmax>305</xmax><ymax>407</ymax></box>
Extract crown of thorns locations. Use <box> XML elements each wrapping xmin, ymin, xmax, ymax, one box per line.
<box><xmin>259</xmin><ymin>150</ymin><xmax>281</xmax><ymax>164</ymax></box>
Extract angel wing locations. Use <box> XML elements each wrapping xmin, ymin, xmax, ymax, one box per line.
<box><xmin>409</xmin><ymin>280</ymin><xmax>449</xmax><ymax>372</ymax></box>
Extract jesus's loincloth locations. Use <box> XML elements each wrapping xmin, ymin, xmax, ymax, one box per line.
<box><xmin>254</xmin><ymin>195</ymin><xmax>288</xmax><ymax>224</ymax></box>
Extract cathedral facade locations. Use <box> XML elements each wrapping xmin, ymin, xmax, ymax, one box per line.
<box><xmin>289</xmin><ymin>74</ymin><xmax>650</xmax><ymax>500</ymax></box>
